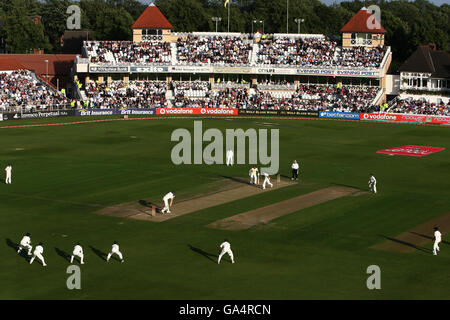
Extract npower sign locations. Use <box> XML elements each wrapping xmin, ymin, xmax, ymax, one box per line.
<box><xmin>156</xmin><ymin>108</ymin><xmax>238</xmax><ymax>116</ymax></box>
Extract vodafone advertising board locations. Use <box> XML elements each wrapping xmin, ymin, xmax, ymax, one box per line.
<box><xmin>156</xmin><ymin>108</ymin><xmax>238</xmax><ymax>116</ymax></box>
<box><xmin>361</xmin><ymin>113</ymin><xmax>450</xmax><ymax>124</ymax></box>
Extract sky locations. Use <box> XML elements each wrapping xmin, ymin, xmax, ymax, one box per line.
<box><xmin>139</xmin><ymin>0</ymin><xmax>448</xmax><ymax>6</ymax></box>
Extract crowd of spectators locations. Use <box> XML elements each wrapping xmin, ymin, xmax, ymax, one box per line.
<box><xmin>83</xmin><ymin>36</ymin><xmax>387</xmax><ymax>68</ymax></box>
<box><xmin>168</xmin><ymin>82</ymin><xmax>379</xmax><ymax>111</ymax></box>
<box><xmin>257</xmin><ymin>37</ymin><xmax>337</xmax><ymax>67</ymax></box>
<box><xmin>172</xmin><ymin>80</ymin><xmax>210</xmax><ymax>97</ymax></box>
<box><xmin>85</xmin><ymin>41</ymin><xmax>171</xmax><ymax>64</ymax></box>
<box><xmin>390</xmin><ymin>99</ymin><xmax>450</xmax><ymax>116</ymax></box>
<box><xmin>176</xmin><ymin>36</ymin><xmax>252</xmax><ymax>65</ymax></box>
<box><xmin>84</xmin><ymin>80</ymin><xmax>167</xmax><ymax>108</ymax></box>
<box><xmin>338</xmin><ymin>46</ymin><xmax>385</xmax><ymax>68</ymax></box>
<box><xmin>247</xmin><ymin>85</ymin><xmax>379</xmax><ymax>112</ymax></box>
<box><xmin>256</xmin><ymin>37</ymin><xmax>386</xmax><ymax>68</ymax></box>
<box><xmin>0</xmin><ymin>70</ymin><xmax>68</xmax><ymax>111</ymax></box>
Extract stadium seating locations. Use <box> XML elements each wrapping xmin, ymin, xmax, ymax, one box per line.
<box><xmin>84</xmin><ymin>80</ymin><xmax>168</xmax><ymax>108</ymax></box>
<box><xmin>390</xmin><ymin>99</ymin><xmax>450</xmax><ymax>116</ymax></box>
<box><xmin>0</xmin><ymin>70</ymin><xmax>68</xmax><ymax>111</ymax></box>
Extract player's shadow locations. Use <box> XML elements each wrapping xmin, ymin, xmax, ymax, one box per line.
<box><xmin>188</xmin><ymin>244</ymin><xmax>217</xmax><ymax>263</ymax></box>
<box><xmin>89</xmin><ymin>245</ymin><xmax>107</xmax><ymax>261</ymax></box>
<box><xmin>6</xmin><ymin>238</ymin><xmax>30</xmax><ymax>260</ymax></box>
<box><xmin>138</xmin><ymin>200</ymin><xmax>161</xmax><ymax>213</ymax></box>
<box><xmin>220</xmin><ymin>175</ymin><xmax>252</xmax><ymax>186</ymax></box>
<box><xmin>381</xmin><ymin>235</ymin><xmax>432</xmax><ymax>254</ymax></box>
<box><xmin>55</xmin><ymin>247</ymin><xmax>71</xmax><ymax>262</ymax></box>
<box><xmin>409</xmin><ymin>232</ymin><xmax>450</xmax><ymax>245</ymax></box>
<box><xmin>331</xmin><ymin>183</ymin><xmax>365</xmax><ymax>191</ymax></box>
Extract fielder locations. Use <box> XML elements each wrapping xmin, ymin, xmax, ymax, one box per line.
<box><xmin>218</xmin><ymin>239</ymin><xmax>235</xmax><ymax>264</ymax></box>
<box><xmin>226</xmin><ymin>149</ymin><xmax>234</xmax><ymax>166</ymax></box>
<box><xmin>368</xmin><ymin>173</ymin><xmax>377</xmax><ymax>193</ymax></box>
<box><xmin>17</xmin><ymin>232</ymin><xmax>32</xmax><ymax>256</ymax></box>
<box><xmin>161</xmin><ymin>191</ymin><xmax>175</xmax><ymax>214</ymax></box>
<box><xmin>433</xmin><ymin>227</ymin><xmax>442</xmax><ymax>256</ymax></box>
<box><xmin>71</xmin><ymin>242</ymin><xmax>84</xmax><ymax>264</ymax></box>
<box><xmin>262</xmin><ymin>172</ymin><xmax>273</xmax><ymax>190</ymax></box>
<box><xmin>29</xmin><ymin>242</ymin><xmax>47</xmax><ymax>266</ymax></box>
<box><xmin>291</xmin><ymin>160</ymin><xmax>299</xmax><ymax>180</ymax></box>
<box><xmin>5</xmin><ymin>163</ymin><xmax>12</xmax><ymax>184</ymax></box>
<box><xmin>107</xmin><ymin>241</ymin><xmax>124</xmax><ymax>263</ymax></box>
<box><xmin>249</xmin><ymin>166</ymin><xmax>259</xmax><ymax>185</ymax></box>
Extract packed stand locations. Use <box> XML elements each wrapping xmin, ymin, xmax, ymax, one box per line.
<box><xmin>248</xmin><ymin>84</ymin><xmax>379</xmax><ymax>112</ymax></box>
<box><xmin>257</xmin><ymin>37</ymin><xmax>337</xmax><ymax>67</ymax></box>
<box><xmin>390</xmin><ymin>99</ymin><xmax>450</xmax><ymax>116</ymax></box>
<box><xmin>338</xmin><ymin>46</ymin><xmax>385</xmax><ymax>68</ymax></box>
<box><xmin>172</xmin><ymin>81</ymin><xmax>210</xmax><ymax>98</ymax></box>
<box><xmin>256</xmin><ymin>37</ymin><xmax>386</xmax><ymax>68</ymax></box>
<box><xmin>176</xmin><ymin>36</ymin><xmax>252</xmax><ymax>65</ymax></box>
<box><xmin>85</xmin><ymin>41</ymin><xmax>171</xmax><ymax>64</ymax></box>
<box><xmin>84</xmin><ymin>80</ymin><xmax>167</xmax><ymax>108</ymax></box>
<box><xmin>0</xmin><ymin>70</ymin><xmax>68</xmax><ymax>111</ymax></box>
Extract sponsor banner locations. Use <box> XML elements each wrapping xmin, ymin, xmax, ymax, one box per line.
<box><xmin>360</xmin><ymin>113</ymin><xmax>400</xmax><ymax>122</ymax></box>
<box><xmin>297</xmin><ymin>68</ymin><xmax>379</xmax><ymax>78</ymax></box>
<box><xmin>89</xmin><ymin>66</ymin><xmax>129</xmax><ymax>73</ymax></box>
<box><xmin>130</xmin><ymin>66</ymin><xmax>169</xmax><ymax>73</ymax></box>
<box><xmin>170</xmin><ymin>66</ymin><xmax>212</xmax><ymax>73</ymax></box>
<box><xmin>361</xmin><ymin>113</ymin><xmax>450</xmax><ymax>124</ymax></box>
<box><xmin>278</xmin><ymin>110</ymin><xmax>319</xmax><ymax>117</ymax></box>
<box><xmin>1</xmin><ymin>110</ymin><xmax>76</xmax><ymax>120</ymax></box>
<box><xmin>156</xmin><ymin>108</ymin><xmax>238</xmax><ymax>116</ymax></box>
<box><xmin>20</xmin><ymin>110</ymin><xmax>75</xmax><ymax>119</ymax></box>
<box><xmin>238</xmin><ymin>109</ymin><xmax>319</xmax><ymax>117</ymax></box>
<box><xmin>120</xmin><ymin>109</ymin><xmax>155</xmax><ymax>115</ymax></box>
<box><xmin>431</xmin><ymin>116</ymin><xmax>450</xmax><ymax>125</ymax></box>
<box><xmin>238</xmin><ymin>109</ymin><xmax>280</xmax><ymax>116</ymax></box>
<box><xmin>213</xmin><ymin>67</ymin><xmax>252</xmax><ymax>74</ymax></box>
<box><xmin>77</xmin><ymin>109</ymin><xmax>156</xmax><ymax>116</ymax></box>
<box><xmin>76</xmin><ymin>109</ymin><xmax>117</xmax><ymax>116</ymax></box>
<box><xmin>377</xmin><ymin>145</ymin><xmax>445</xmax><ymax>157</ymax></box>
<box><xmin>252</xmin><ymin>67</ymin><xmax>295</xmax><ymax>75</ymax></box>
<box><xmin>319</xmin><ymin>111</ymin><xmax>360</xmax><ymax>120</ymax></box>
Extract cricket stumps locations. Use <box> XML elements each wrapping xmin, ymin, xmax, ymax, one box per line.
<box><xmin>277</xmin><ymin>174</ymin><xmax>281</xmax><ymax>183</ymax></box>
<box><xmin>151</xmin><ymin>205</ymin><xmax>156</xmax><ymax>217</ymax></box>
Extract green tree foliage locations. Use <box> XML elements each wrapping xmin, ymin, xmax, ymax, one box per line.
<box><xmin>1</xmin><ymin>0</ymin><xmax>51</xmax><ymax>53</ymax></box>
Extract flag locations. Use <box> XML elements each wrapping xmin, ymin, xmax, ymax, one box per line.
<box><xmin>224</xmin><ymin>0</ymin><xmax>230</xmax><ymax>8</ymax></box>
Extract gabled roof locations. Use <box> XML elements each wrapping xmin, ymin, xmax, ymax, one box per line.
<box><xmin>340</xmin><ymin>8</ymin><xmax>386</xmax><ymax>34</ymax></box>
<box><xmin>132</xmin><ymin>4</ymin><xmax>173</xmax><ymax>30</ymax></box>
<box><xmin>399</xmin><ymin>45</ymin><xmax>450</xmax><ymax>79</ymax></box>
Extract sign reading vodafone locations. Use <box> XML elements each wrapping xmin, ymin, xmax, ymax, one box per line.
<box><xmin>360</xmin><ymin>113</ymin><xmax>400</xmax><ymax>121</ymax></box>
<box><xmin>156</xmin><ymin>108</ymin><xmax>238</xmax><ymax>116</ymax></box>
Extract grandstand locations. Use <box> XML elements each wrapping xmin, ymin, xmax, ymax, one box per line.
<box><xmin>72</xmin><ymin>5</ymin><xmax>392</xmax><ymax>112</ymax></box>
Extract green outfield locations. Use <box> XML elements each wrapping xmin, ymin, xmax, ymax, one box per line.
<box><xmin>1</xmin><ymin>116</ymin><xmax>450</xmax><ymax>299</ymax></box>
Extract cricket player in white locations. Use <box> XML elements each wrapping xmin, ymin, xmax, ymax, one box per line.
<box><xmin>161</xmin><ymin>191</ymin><xmax>175</xmax><ymax>214</ymax></box>
<box><xmin>433</xmin><ymin>227</ymin><xmax>442</xmax><ymax>256</ymax></box>
<box><xmin>5</xmin><ymin>164</ymin><xmax>12</xmax><ymax>184</ymax></box>
<box><xmin>226</xmin><ymin>149</ymin><xmax>234</xmax><ymax>166</ymax></box>
<box><xmin>17</xmin><ymin>232</ymin><xmax>32</xmax><ymax>256</ymax></box>
<box><xmin>218</xmin><ymin>239</ymin><xmax>235</xmax><ymax>264</ymax></box>
<box><xmin>71</xmin><ymin>243</ymin><xmax>84</xmax><ymax>264</ymax></box>
<box><xmin>291</xmin><ymin>160</ymin><xmax>299</xmax><ymax>180</ymax></box>
<box><xmin>262</xmin><ymin>172</ymin><xmax>273</xmax><ymax>190</ymax></box>
<box><xmin>369</xmin><ymin>173</ymin><xmax>377</xmax><ymax>193</ymax></box>
<box><xmin>107</xmin><ymin>241</ymin><xmax>124</xmax><ymax>262</ymax></box>
<box><xmin>249</xmin><ymin>166</ymin><xmax>259</xmax><ymax>185</ymax></box>
<box><xmin>30</xmin><ymin>242</ymin><xmax>47</xmax><ymax>266</ymax></box>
